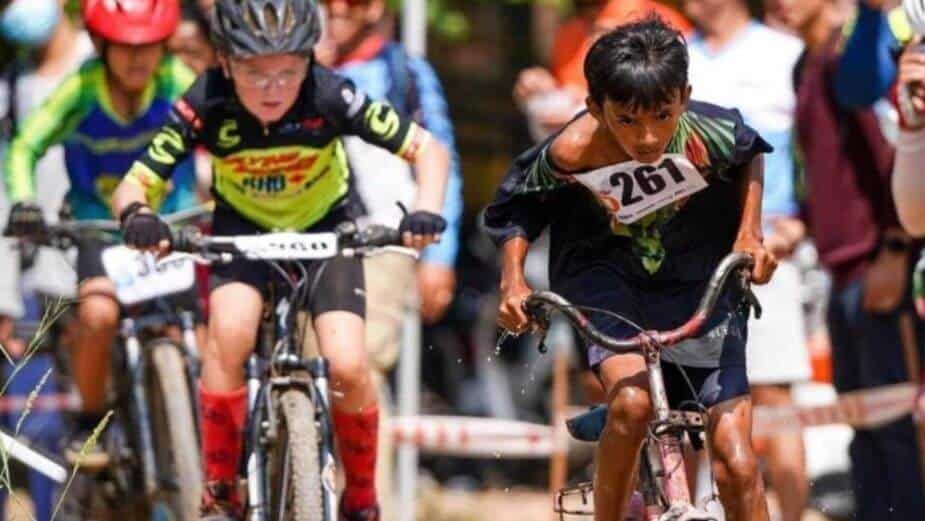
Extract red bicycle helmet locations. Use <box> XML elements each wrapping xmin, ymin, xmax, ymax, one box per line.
<box><xmin>83</xmin><ymin>0</ymin><xmax>180</xmax><ymax>45</ymax></box>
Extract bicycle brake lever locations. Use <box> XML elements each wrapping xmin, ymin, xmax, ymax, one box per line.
<box><xmin>535</xmin><ymin>327</ymin><xmax>550</xmax><ymax>354</ymax></box>
<box><xmin>746</xmin><ymin>288</ymin><xmax>762</xmax><ymax>319</ymax></box>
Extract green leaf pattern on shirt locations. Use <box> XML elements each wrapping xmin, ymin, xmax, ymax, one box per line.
<box><xmin>520</xmin><ymin>110</ymin><xmax>740</xmax><ymax>275</ymax></box>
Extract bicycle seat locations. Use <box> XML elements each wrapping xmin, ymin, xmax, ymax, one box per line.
<box><xmin>566</xmin><ymin>405</ymin><xmax>607</xmax><ymax>442</ymax></box>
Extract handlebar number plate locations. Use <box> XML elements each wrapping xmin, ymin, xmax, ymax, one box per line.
<box><xmin>102</xmin><ymin>246</ymin><xmax>196</xmax><ymax>305</ymax></box>
<box><xmin>232</xmin><ymin>232</ymin><xmax>339</xmax><ymax>260</ymax></box>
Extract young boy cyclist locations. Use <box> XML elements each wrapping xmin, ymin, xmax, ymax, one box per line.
<box><xmin>3</xmin><ymin>0</ymin><xmax>199</xmax><ymax>465</ymax></box>
<box><xmin>486</xmin><ymin>17</ymin><xmax>776</xmax><ymax>521</ymax></box>
<box><xmin>110</xmin><ymin>1</ymin><xmax>450</xmax><ymax>520</ymax></box>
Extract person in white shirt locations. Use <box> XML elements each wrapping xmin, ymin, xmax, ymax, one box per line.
<box><xmin>0</xmin><ymin>0</ymin><xmax>94</xmax><ymax>319</ymax></box>
<box><xmin>684</xmin><ymin>1</ymin><xmax>810</xmax><ymax>520</ymax></box>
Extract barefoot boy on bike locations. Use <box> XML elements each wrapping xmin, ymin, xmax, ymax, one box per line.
<box><xmin>488</xmin><ymin>17</ymin><xmax>776</xmax><ymax>521</ymax></box>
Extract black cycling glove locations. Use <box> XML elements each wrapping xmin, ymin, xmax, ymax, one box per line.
<box><xmin>4</xmin><ymin>202</ymin><xmax>46</xmax><ymax>238</ymax></box>
<box><xmin>121</xmin><ymin>204</ymin><xmax>171</xmax><ymax>250</ymax></box>
<box><xmin>399</xmin><ymin>210</ymin><xmax>447</xmax><ymax>236</ymax></box>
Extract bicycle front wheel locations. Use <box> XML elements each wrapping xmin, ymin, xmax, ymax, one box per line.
<box><xmin>269</xmin><ymin>388</ymin><xmax>324</xmax><ymax>521</ymax></box>
<box><xmin>149</xmin><ymin>340</ymin><xmax>203</xmax><ymax>520</ymax></box>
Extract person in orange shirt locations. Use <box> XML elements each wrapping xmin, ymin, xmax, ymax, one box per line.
<box><xmin>514</xmin><ymin>0</ymin><xmax>691</xmax><ymax>140</ymax></box>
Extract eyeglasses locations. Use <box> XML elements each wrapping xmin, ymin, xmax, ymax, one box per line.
<box><xmin>229</xmin><ymin>61</ymin><xmax>309</xmax><ymax>90</ymax></box>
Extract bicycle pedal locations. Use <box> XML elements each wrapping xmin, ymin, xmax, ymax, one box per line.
<box><xmin>553</xmin><ymin>482</ymin><xmax>594</xmax><ymax>517</ymax></box>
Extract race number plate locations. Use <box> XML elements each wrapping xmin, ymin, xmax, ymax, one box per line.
<box><xmin>572</xmin><ymin>154</ymin><xmax>708</xmax><ymax>224</ymax></box>
<box><xmin>102</xmin><ymin>246</ymin><xmax>196</xmax><ymax>305</ymax></box>
<box><xmin>231</xmin><ymin>232</ymin><xmax>339</xmax><ymax>260</ymax></box>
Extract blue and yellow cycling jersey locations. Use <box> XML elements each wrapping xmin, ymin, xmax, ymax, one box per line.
<box><xmin>4</xmin><ymin>55</ymin><xmax>198</xmax><ymax>220</ymax></box>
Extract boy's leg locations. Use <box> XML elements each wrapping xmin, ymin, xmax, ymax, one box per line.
<box><xmin>708</xmin><ymin>395</ymin><xmax>770</xmax><ymax>521</ymax></box>
<box><xmin>199</xmin><ymin>282</ymin><xmax>263</xmax><ymax>517</ymax></box>
<box><xmin>72</xmin><ymin>277</ymin><xmax>119</xmax><ymax>415</ymax></box>
<box><xmin>750</xmin><ymin>384</ymin><xmax>807</xmax><ymax>521</ymax></box>
<box><xmin>595</xmin><ymin>353</ymin><xmax>652</xmax><ymax>521</ymax></box>
<box><xmin>66</xmin><ymin>275</ymin><xmax>119</xmax><ymax>468</ymax></box>
<box><xmin>310</xmin><ymin>255</ymin><xmax>380</xmax><ymax>517</ymax></box>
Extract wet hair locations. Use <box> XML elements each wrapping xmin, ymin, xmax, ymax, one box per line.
<box><xmin>584</xmin><ymin>16</ymin><xmax>689</xmax><ymax>111</ymax></box>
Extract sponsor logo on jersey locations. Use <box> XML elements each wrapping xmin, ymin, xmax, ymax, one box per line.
<box><xmin>364</xmin><ymin>101</ymin><xmax>400</xmax><ymax>141</ymax></box>
<box><xmin>223</xmin><ymin>151</ymin><xmax>320</xmax><ymax>176</ymax></box>
<box><xmin>242</xmin><ymin>175</ymin><xmax>287</xmax><ymax>194</ymax></box>
<box><xmin>218</xmin><ymin>119</ymin><xmax>241</xmax><ymax>148</ymax></box>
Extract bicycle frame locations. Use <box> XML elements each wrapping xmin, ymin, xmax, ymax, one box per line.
<box><xmin>531</xmin><ymin>252</ymin><xmax>756</xmax><ymax>521</ymax></box>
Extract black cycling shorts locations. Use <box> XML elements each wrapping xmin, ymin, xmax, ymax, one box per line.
<box><xmin>209</xmin><ymin>203</ymin><xmax>365</xmax><ymax>318</ymax></box>
<box><xmin>76</xmin><ymin>237</ymin><xmax>205</xmax><ymax>324</ymax></box>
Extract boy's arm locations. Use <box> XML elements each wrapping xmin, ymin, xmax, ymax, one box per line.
<box><xmin>336</xmin><ymin>84</ymin><xmax>449</xmax><ymax>216</ymax></box>
<box><xmin>5</xmin><ymin>73</ymin><xmax>86</xmax><ymax>202</ymax></box>
<box><xmin>732</xmin><ymin>155</ymin><xmax>777</xmax><ymax>284</ymax></box>
<box><xmin>112</xmin><ymin>102</ymin><xmax>199</xmax><ymax>218</ymax></box>
<box><xmin>498</xmin><ymin>236</ymin><xmax>533</xmax><ymax>333</ymax></box>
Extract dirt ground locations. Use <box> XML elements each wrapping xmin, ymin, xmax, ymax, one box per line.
<box><xmin>3</xmin><ymin>487</ymin><xmax>835</xmax><ymax>521</ymax></box>
<box><xmin>416</xmin><ymin>487</ymin><xmax>835</xmax><ymax>521</ymax></box>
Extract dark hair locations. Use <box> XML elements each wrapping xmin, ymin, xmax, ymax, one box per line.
<box><xmin>584</xmin><ymin>16</ymin><xmax>689</xmax><ymax>111</ymax></box>
<box><xmin>181</xmin><ymin>2</ymin><xmax>212</xmax><ymax>38</ymax></box>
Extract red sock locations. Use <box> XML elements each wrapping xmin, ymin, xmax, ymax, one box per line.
<box><xmin>333</xmin><ymin>405</ymin><xmax>379</xmax><ymax>511</ymax></box>
<box><xmin>199</xmin><ymin>384</ymin><xmax>247</xmax><ymax>483</ymax></box>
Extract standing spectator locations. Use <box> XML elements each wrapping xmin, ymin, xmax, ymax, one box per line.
<box><xmin>320</xmin><ymin>0</ymin><xmax>463</xmax><ymax>345</ymax></box>
<box><xmin>168</xmin><ymin>2</ymin><xmax>217</xmax><ymax>76</ymax></box>
<box><xmin>767</xmin><ymin>0</ymin><xmax>925</xmax><ymax>519</ymax></box>
<box><xmin>316</xmin><ymin>1</ymin><xmax>462</xmax><ymax>519</ymax></box>
<box><xmin>0</xmin><ymin>1</ymin><xmax>92</xmax><ymax>519</ymax></box>
<box><xmin>0</xmin><ymin>0</ymin><xmax>94</xmax><ymax>316</ymax></box>
<box><xmin>683</xmin><ymin>2</ymin><xmax>810</xmax><ymax>520</ymax></box>
<box><xmin>513</xmin><ymin>0</ymin><xmax>691</xmax><ymax>140</ymax></box>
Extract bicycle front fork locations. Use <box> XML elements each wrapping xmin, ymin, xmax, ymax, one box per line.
<box><xmin>243</xmin><ymin>357</ymin><xmax>338</xmax><ymax>521</ymax></box>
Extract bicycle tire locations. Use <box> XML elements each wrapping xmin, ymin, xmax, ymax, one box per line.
<box><xmin>270</xmin><ymin>388</ymin><xmax>324</xmax><ymax>521</ymax></box>
<box><xmin>149</xmin><ymin>340</ymin><xmax>202</xmax><ymax>520</ymax></box>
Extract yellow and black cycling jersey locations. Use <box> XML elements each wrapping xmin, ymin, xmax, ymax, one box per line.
<box><xmin>125</xmin><ymin>63</ymin><xmax>429</xmax><ymax>231</ymax></box>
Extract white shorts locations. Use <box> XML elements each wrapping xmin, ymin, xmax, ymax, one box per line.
<box><xmin>746</xmin><ymin>259</ymin><xmax>811</xmax><ymax>385</ymax></box>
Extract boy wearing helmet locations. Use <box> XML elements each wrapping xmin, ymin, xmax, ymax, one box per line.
<box><xmin>3</xmin><ymin>0</ymin><xmax>198</xmax><ymax>465</ymax></box>
<box><xmin>111</xmin><ymin>0</ymin><xmax>450</xmax><ymax>520</ymax></box>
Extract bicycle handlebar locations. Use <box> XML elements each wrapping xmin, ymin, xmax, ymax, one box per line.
<box><xmin>171</xmin><ymin>222</ymin><xmax>410</xmax><ymax>263</ymax></box>
<box><xmin>523</xmin><ymin>252</ymin><xmax>756</xmax><ymax>355</ymax></box>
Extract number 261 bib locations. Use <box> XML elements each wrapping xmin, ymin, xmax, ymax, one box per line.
<box><xmin>570</xmin><ymin>154</ymin><xmax>708</xmax><ymax>224</ymax></box>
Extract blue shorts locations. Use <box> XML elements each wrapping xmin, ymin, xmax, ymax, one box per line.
<box><xmin>558</xmin><ymin>264</ymin><xmax>751</xmax><ymax>408</ymax></box>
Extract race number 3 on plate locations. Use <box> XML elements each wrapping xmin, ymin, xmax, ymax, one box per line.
<box><xmin>571</xmin><ymin>154</ymin><xmax>708</xmax><ymax>224</ymax></box>
<box><xmin>102</xmin><ymin>246</ymin><xmax>196</xmax><ymax>306</ymax></box>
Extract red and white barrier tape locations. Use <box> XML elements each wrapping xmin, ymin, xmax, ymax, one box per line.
<box><xmin>0</xmin><ymin>384</ymin><xmax>917</xmax><ymax>459</ymax></box>
<box><xmin>0</xmin><ymin>392</ymin><xmax>81</xmax><ymax>413</ymax></box>
<box><xmin>390</xmin><ymin>416</ymin><xmax>560</xmax><ymax>458</ymax></box>
<box><xmin>752</xmin><ymin>382</ymin><xmax>917</xmax><ymax>436</ymax></box>
<box><xmin>390</xmin><ymin>383</ymin><xmax>922</xmax><ymax>458</ymax></box>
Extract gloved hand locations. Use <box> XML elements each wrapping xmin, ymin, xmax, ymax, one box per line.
<box><xmin>399</xmin><ymin>210</ymin><xmax>447</xmax><ymax>250</ymax></box>
<box><xmin>121</xmin><ymin>205</ymin><xmax>171</xmax><ymax>252</ymax></box>
<box><xmin>399</xmin><ymin>210</ymin><xmax>447</xmax><ymax>236</ymax></box>
<box><xmin>4</xmin><ymin>202</ymin><xmax>46</xmax><ymax>238</ymax></box>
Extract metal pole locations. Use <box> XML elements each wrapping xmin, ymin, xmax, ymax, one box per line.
<box><xmin>396</xmin><ymin>310</ymin><xmax>421</xmax><ymax>521</ymax></box>
<box><xmin>401</xmin><ymin>0</ymin><xmax>427</xmax><ymax>57</ymax></box>
<box><xmin>397</xmin><ymin>4</ymin><xmax>426</xmax><ymax>519</ymax></box>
